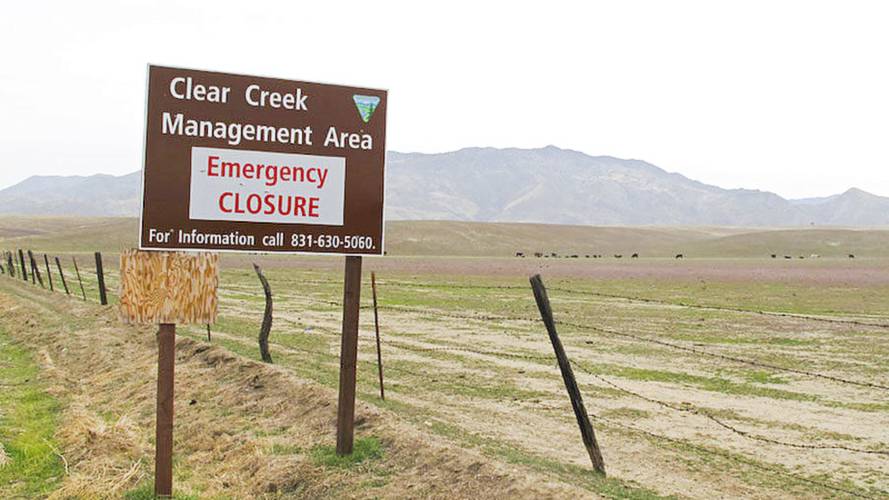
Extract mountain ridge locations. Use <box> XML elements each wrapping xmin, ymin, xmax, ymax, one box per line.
<box><xmin>2</xmin><ymin>146</ymin><xmax>888</xmax><ymax>226</ymax></box>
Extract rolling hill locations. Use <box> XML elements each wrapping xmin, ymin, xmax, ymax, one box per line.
<box><xmin>2</xmin><ymin>146</ymin><xmax>889</xmax><ymax>226</ymax></box>
<box><xmin>386</xmin><ymin>147</ymin><xmax>889</xmax><ymax>225</ymax></box>
<box><xmin>2</xmin><ymin>217</ymin><xmax>887</xmax><ymax>258</ymax></box>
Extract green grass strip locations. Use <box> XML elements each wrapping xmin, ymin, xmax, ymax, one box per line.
<box><xmin>0</xmin><ymin>326</ymin><xmax>64</xmax><ymax>497</ymax></box>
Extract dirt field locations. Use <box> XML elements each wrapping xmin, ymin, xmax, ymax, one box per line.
<box><xmin>203</xmin><ymin>257</ymin><xmax>889</xmax><ymax>499</ymax></box>
<box><xmin>1</xmin><ymin>218</ymin><xmax>888</xmax><ymax>498</ymax></box>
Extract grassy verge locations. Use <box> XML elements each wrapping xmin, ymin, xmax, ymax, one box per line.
<box><xmin>0</xmin><ymin>326</ymin><xmax>64</xmax><ymax>498</ymax></box>
<box><xmin>310</xmin><ymin>436</ymin><xmax>384</xmax><ymax>468</ymax></box>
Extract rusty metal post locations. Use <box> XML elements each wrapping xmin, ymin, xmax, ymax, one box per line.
<box><xmin>95</xmin><ymin>252</ymin><xmax>107</xmax><ymax>305</ymax></box>
<box><xmin>43</xmin><ymin>254</ymin><xmax>54</xmax><ymax>291</ymax></box>
<box><xmin>55</xmin><ymin>257</ymin><xmax>70</xmax><ymax>295</ymax></box>
<box><xmin>371</xmin><ymin>272</ymin><xmax>385</xmax><ymax>400</ymax></box>
<box><xmin>72</xmin><ymin>256</ymin><xmax>86</xmax><ymax>300</ymax></box>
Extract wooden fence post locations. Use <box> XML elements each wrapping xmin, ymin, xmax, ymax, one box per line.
<box><xmin>371</xmin><ymin>272</ymin><xmax>385</xmax><ymax>400</ymax></box>
<box><xmin>336</xmin><ymin>256</ymin><xmax>363</xmax><ymax>456</ymax></box>
<box><xmin>55</xmin><ymin>257</ymin><xmax>70</xmax><ymax>295</ymax></box>
<box><xmin>43</xmin><ymin>254</ymin><xmax>54</xmax><ymax>292</ymax></box>
<box><xmin>28</xmin><ymin>250</ymin><xmax>43</xmax><ymax>287</ymax></box>
<box><xmin>18</xmin><ymin>250</ymin><xmax>27</xmax><ymax>282</ymax></box>
<box><xmin>6</xmin><ymin>251</ymin><xmax>14</xmax><ymax>278</ymax></box>
<box><xmin>72</xmin><ymin>256</ymin><xmax>86</xmax><ymax>300</ymax></box>
<box><xmin>252</xmin><ymin>263</ymin><xmax>273</xmax><ymax>363</ymax></box>
<box><xmin>28</xmin><ymin>250</ymin><xmax>36</xmax><ymax>285</ymax></box>
<box><xmin>5</xmin><ymin>251</ymin><xmax>13</xmax><ymax>278</ymax></box>
<box><xmin>95</xmin><ymin>252</ymin><xmax>107</xmax><ymax>305</ymax></box>
<box><xmin>529</xmin><ymin>274</ymin><xmax>606</xmax><ymax>475</ymax></box>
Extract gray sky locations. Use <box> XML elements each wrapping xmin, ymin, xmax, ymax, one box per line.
<box><xmin>1</xmin><ymin>1</ymin><xmax>887</xmax><ymax>198</ymax></box>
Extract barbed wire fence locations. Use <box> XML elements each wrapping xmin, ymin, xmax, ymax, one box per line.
<box><xmin>4</xmin><ymin>250</ymin><xmax>888</xmax><ymax>497</ymax></box>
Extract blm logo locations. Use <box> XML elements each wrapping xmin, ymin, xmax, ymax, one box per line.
<box><xmin>353</xmin><ymin>95</ymin><xmax>380</xmax><ymax>123</ymax></box>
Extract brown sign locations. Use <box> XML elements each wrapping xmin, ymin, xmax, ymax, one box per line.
<box><xmin>140</xmin><ymin>65</ymin><xmax>387</xmax><ymax>255</ymax></box>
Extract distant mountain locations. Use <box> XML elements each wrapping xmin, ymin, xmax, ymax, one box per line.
<box><xmin>0</xmin><ymin>172</ymin><xmax>141</xmax><ymax>216</ymax></box>
<box><xmin>1</xmin><ymin>146</ymin><xmax>888</xmax><ymax>226</ymax></box>
<box><xmin>386</xmin><ymin>147</ymin><xmax>889</xmax><ymax>226</ymax></box>
<box><xmin>788</xmin><ymin>188</ymin><xmax>889</xmax><ymax>226</ymax></box>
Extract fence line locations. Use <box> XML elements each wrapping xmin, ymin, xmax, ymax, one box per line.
<box><xmin>585</xmin><ymin>410</ymin><xmax>882</xmax><ymax>499</ymax></box>
<box><xmin>2</xmin><ymin>249</ymin><xmax>108</xmax><ymax>305</ymax></box>
<box><xmin>251</xmin><ymin>314</ymin><xmax>889</xmax><ymax>456</ymax></box>
<box><xmin>375</xmin><ymin>338</ymin><xmax>889</xmax><ymax>456</ymax></box>
<box><xmin>177</xmin><ymin>316</ymin><xmax>888</xmax><ymax>500</ymax></box>
<box><xmin>569</xmin><ymin>360</ymin><xmax>889</xmax><ymax>456</ymax></box>
<box><xmin>547</xmin><ymin>286</ymin><xmax>889</xmax><ymax>330</ymax></box>
<box><xmin>315</xmin><ymin>297</ymin><xmax>889</xmax><ymax>392</ymax></box>
<box><xmin>266</xmin><ymin>275</ymin><xmax>889</xmax><ymax>328</ymax></box>
<box><xmin>5</xmin><ymin>250</ymin><xmax>886</xmax><ymax>496</ymax></box>
<box><xmin>6</xmin><ymin>254</ymin><xmax>885</xmax><ymax>391</ymax></box>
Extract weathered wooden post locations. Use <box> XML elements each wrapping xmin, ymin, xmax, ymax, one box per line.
<box><xmin>529</xmin><ymin>274</ymin><xmax>606</xmax><ymax>474</ymax></box>
<box><xmin>28</xmin><ymin>250</ymin><xmax>43</xmax><ymax>287</ymax></box>
<box><xmin>337</xmin><ymin>256</ymin><xmax>363</xmax><ymax>456</ymax></box>
<box><xmin>252</xmin><ymin>263</ymin><xmax>273</xmax><ymax>363</ymax></box>
<box><xmin>55</xmin><ymin>257</ymin><xmax>70</xmax><ymax>295</ymax></box>
<box><xmin>371</xmin><ymin>272</ymin><xmax>385</xmax><ymax>400</ymax></box>
<box><xmin>72</xmin><ymin>256</ymin><xmax>86</xmax><ymax>300</ymax></box>
<box><xmin>95</xmin><ymin>251</ymin><xmax>107</xmax><ymax>305</ymax></box>
<box><xmin>28</xmin><ymin>250</ymin><xmax>36</xmax><ymax>285</ymax></box>
<box><xmin>6</xmin><ymin>251</ymin><xmax>14</xmax><ymax>278</ymax></box>
<box><xmin>119</xmin><ymin>250</ymin><xmax>218</xmax><ymax>498</ymax></box>
<box><xmin>18</xmin><ymin>250</ymin><xmax>27</xmax><ymax>282</ymax></box>
<box><xmin>43</xmin><ymin>254</ymin><xmax>54</xmax><ymax>292</ymax></box>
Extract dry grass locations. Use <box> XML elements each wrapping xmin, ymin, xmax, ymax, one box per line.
<box><xmin>0</xmin><ymin>281</ymin><xmax>598</xmax><ymax>499</ymax></box>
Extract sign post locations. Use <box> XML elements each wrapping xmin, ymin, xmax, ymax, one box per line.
<box><xmin>119</xmin><ymin>250</ymin><xmax>219</xmax><ymax>497</ymax></box>
<box><xmin>155</xmin><ymin>323</ymin><xmax>176</xmax><ymax>496</ymax></box>
<box><xmin>137</xmin><ymin>65</ymin><xmax>388</xmax><ymax>469</ymax></box>
<box><xmin>336</xmin><ymin>255</ymin><xmax>363</xmax><ymax>454</ymax></box>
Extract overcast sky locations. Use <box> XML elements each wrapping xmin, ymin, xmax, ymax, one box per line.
<box><xmin>1</xmin><ymin>1</ymin><xmax>887</xmax><ymax>198</ymax></box>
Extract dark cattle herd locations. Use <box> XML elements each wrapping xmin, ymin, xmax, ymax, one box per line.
<box><xmin>515</xmin><ymin>252</ymin><xmax>859</xmax><ymax>259</ymax></box>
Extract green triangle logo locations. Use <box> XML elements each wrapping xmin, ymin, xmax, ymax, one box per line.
<box><xmin>353</xmin><ymin>95</ymin><xmax>380</xmax><ymax>123</ymax></box>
